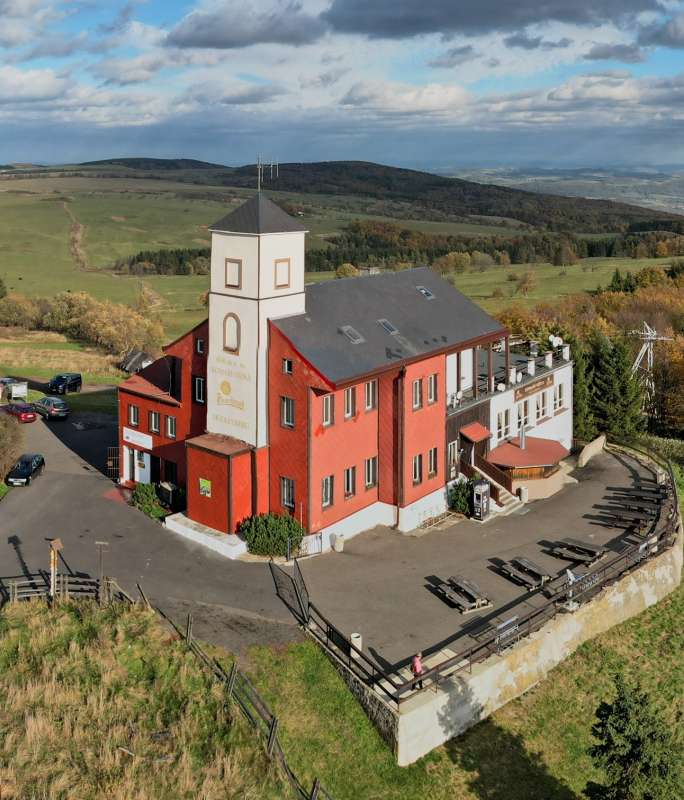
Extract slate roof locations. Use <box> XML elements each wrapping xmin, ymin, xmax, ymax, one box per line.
<box><xmin>209</xmin><ymin>194</ymin><xmax>307</xmax><ymax>235</ymax></box>
<box><xmin>273</xmin><ymin>267</ymin><xmax>507</xmax><ymax>385</ymax></box>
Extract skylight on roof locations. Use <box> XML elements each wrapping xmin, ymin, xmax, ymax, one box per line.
<box><xmin>378</xmin><ymin>318</ymin><xmax>399</xmax><ymax>335</ymax></box>
<box><xmin>416</xmin><ymin>286</ymin><xmax>435</xmax><ymax>300</ymax></box>
<box><xmin>340</xmin><ymin>325</ymin><xmax>365</xmax><ymax>344</ymax></box>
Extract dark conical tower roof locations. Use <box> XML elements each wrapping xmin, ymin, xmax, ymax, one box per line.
<box><xmin>209</xmin><ymin>194</ymin><xmax>307</xmax><ymax>235</ymax></box>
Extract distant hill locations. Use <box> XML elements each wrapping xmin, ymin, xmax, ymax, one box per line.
<box><xmin>64</xmin><ymin>157</ymin><xmax>684</xmax><ymax>232</ymax></box>
<box><xmin>79</xmin><ymin>157</ymin><xmax>226</xmax><ymax>171</ymax></box>
<box><xmin>226</xmin><ymin>161</ymin><xmax>682</xmax><ymax>232</ymax></box>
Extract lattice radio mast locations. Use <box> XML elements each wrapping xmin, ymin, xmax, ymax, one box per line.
<box><xmin>628</xmin><ymin>321</ymin><xmax>672</xmax><ymax>414</ymax></box>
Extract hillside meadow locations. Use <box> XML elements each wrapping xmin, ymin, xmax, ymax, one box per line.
<box><xmin>0</xmin><ymin>174</ymin><xmax>672</xmax><ymax>345</ymax></box>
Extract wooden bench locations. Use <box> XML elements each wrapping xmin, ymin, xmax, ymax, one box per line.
<box><xmin>435</xmin><ymin>574</ymin><xmax>492</xmax><ymax>613</ymax></box>
<box><xmin>512</xmin><ymin>557</ymin><xmax>551</xmax><ymax>586</ymax></box>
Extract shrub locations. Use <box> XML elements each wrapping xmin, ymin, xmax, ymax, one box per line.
<box><xmin>448</xmin><ymin>479</ymin><xmax>472</xmax><ymax>515</ymax></box>
<box><xmin>238</xmin><ymin>513</ymin><xmax>304</xmax><ymax>556</ymax></box>
<box><xmin>336</xmin><ymin>262</ymin><xmax>360</xmax><ymax>279</ymax></box>
<box><xmin>131</xmin><ymin>483</ymin><xmax>165</xmax><ymax>520</ymax></box>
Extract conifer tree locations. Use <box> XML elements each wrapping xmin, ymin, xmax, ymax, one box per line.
<box><xmin>573</xmin><ymin>345</ymin><xmax>597</xmax><ymax>441</ymax></box>
<box><xmin>584</xmin><ymin>673</ymin><xmax>682</xmax><ymax>800</ymax></box>
<box><xmin>591</xmin><ymin>336</ymin><xmax>644</xmax><ymax>437</ymax></box>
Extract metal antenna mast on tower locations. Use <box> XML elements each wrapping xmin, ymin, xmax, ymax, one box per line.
<box><xmin>628</xmin><ymin>321</ymin><xmax>672</xmax><ymax>415</ymax></box>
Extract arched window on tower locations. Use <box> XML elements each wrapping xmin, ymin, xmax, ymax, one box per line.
<box><xmin>223</xmin><ymin>313</ymin><xmax>240</xmax><ymax>354</ymax></box>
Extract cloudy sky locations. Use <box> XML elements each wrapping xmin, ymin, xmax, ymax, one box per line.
<box><xmin>2</xmin><ymin>0</ymin><xmax>684</xmax><ymax>168</ymax></box>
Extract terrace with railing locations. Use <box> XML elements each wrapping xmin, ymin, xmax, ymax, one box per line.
<box><xmin>447</xmin><ymin>340</ymin><xmax>572</xmax><ymax>415</ymax></box>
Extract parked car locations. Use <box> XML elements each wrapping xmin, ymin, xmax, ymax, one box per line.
<box><xmin>47</xmin><ymin>373</ymin><xmax>82</xmax><ymax>394</ymax></box>
<box><xmin>5</xmin><ymin>403</ymin><xmax>37</xmax><ymax>423</ymax></box>
<box><xmin>6</xmin><ymin>454</ymin><xmax>45</xmax><ymax>486</ymax></box>
<box><xmin>34</xmin><ymin>396</ymin><xmax>71</xmax><ymax>420</ymax></box>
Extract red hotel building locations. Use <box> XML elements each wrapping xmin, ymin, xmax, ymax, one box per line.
<box><xmin>118</xmin><ymin>194</ymin><xmax>573</xmax><ymax>553</ymax></box>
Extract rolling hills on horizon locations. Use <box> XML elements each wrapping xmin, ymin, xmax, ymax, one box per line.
<box><xmin>68</xmin><ymin>157</ymin><xmax>684</xmax><ymax>233</ymax></box>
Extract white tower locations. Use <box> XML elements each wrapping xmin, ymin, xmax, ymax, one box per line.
<box><xmin>206</xmin><ymin>194</ymin><xmax>307</xmax><ymax>447</ymax></box>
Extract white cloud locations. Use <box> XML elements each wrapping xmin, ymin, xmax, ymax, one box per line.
<box><xmin>0</xmin><ymin>65</ymin><xmax>70</xmax><ymax>102</ymax></box>
<box><xmin>341</xmin><ymin>80</ymin><xmax>470</xmax><ymax>115</ymax></box>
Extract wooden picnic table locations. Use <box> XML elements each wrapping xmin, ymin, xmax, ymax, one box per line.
<box><xmin>512</xmin><ymin>557</ymin><xmax>551</xmax><ymax>585</ymax></box>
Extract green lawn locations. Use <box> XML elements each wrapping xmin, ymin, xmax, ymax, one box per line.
<box><xmin>0</xmin><ymin>483</ymin><xmax>9</xmax><ymax>502</ymax></box>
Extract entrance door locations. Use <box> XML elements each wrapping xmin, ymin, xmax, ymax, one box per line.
<box><xmin>150</xmin><ymin>455</ymin><xmax>161</xmax><ymax>484</ymax></box>
<box><xmin>128</xmin><ymin>447</ymin><xmax>135</xmax><ymax>482</ymax></box>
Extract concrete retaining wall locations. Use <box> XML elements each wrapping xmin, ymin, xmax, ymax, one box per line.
<box><xmin>395</xmin><ymin>527</ymin><xmax>682</xmax><ymax>766</ymax></box>
<box><xmin>578</xmin><ymin>434</ymin><xmax>606</xmax><ymax>468</ymax></box>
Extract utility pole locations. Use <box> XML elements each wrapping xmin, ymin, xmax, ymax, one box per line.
<box><xmin>49</xmin><ymin>538</ymin><xmax>63</xmax><ymax>601</ymax></box>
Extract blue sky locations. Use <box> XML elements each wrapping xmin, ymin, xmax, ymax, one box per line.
<box><xmin>2</xmin><ymin>0</ymin><xmax>684</xmax><ymax>168</ymax></box>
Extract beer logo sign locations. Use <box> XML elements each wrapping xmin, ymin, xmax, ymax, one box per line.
<box><xmin>217</xmin><ymin>379</ymin><xmax>244</xmax><ymax>410</ymax></box>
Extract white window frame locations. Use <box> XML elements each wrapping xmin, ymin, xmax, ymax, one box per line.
<box><xmin>166</xmin><ymin>415</ymin><xmax>176</xmax><ymax>439</ymax></box>
<box><xmin>428</xmin><ymin>447</ymin><xmax>438</xmax><ymax>477</ymax></box>
<box><xmin>427</xmin><ymin>373</ymin><xmax>438</xmax><ymax>404</ymax></box>
<box><xmin>322</xmin><ymin>475</ymin><xmax>334</xmax><ymax>508</ymax></box>
<box><xmin>344</xmin><ymin>387</ymin><xmax>356</xmax><ymax>419</ymax></box>
<box><xmin>195</xmin><ymin>338</ymin><xmax>205</xmax><ymax>355</ymax></box>
<box><xmin>149</xmin><ymin>410</ymin><xmax>160</xmax><ymax>434</ymax></box>
<box><xmin>412</xmin><ymin>379</ymin><xmax>423</xmax><ymax>410</ymax></box>
<box><xmin>554</xmin><ymin>383</ymin><xmax>564</xmax><ymax>411</ymax></box>
<box><xmin>412</xmin><ymin>454</ymin><xmax>423</xmax><ymax>485</ymax></box>
<box><xmin>128</xmin><ymin>404</ymin><xmax>139</xmax><ymax>427</ymax></box>
<box><xmin>194</xmin><ymin>376</ymin><xmax>205</xmax><ymax>404</ymax></box>
<box><xmin>448</xmin><ymin>441</ymin><xmax>458</xmax><ymax>477</ymax></box>
<box><xmin>518</xmin><ymin>400</ymin><xmax>530</xmax><ymax>429</ymax></box>
<box><xmin>344</xmin><ymin>466</ymin><xmax>356</xmax><ymax>497</ymax></box>
<box><xmin>281</xmin><ymin>477</ymin><xmax>295</xmax><ymax>510</ymax></box>
<box><xmin>364</xmin><ymin>456</ymin><xmax>378</xmax><ymax>488</ymax></box>
<box><xmin>281</xmin><ymin>396</ymin><xmax>295</xmax><ymax>428</ymax></box>
<box><xmin>282</xmin><ymin>358</ymin><xmax>293</xmax><ymax>375</ymax></box>
<box><xmin>323</xmin><ymin>394</ymin><xmax>334</xmax><ymax>427</ymax></box>
<box><xmin>497</xmin><ymin>409</ymin><xmax>510</xmax><ymax>440</ymax></box>
<box><xmin>364</xmin><ymin>379</ymin><xmax>377</xmax><ymax>411</ymax></box>
<box><xmin>541</xmin><ymin>390</ymin><xmax>548</xmax><ymax>419</ymax></box>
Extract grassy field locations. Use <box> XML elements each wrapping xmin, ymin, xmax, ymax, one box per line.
<box><xmin>0</xmin><ymin>173</ymin><xmax>673</xmax><ymax>347</ymax></box>
<box><xmin>0</xmin><ymin>601</ymin><xmax>286</xmax><ymax>800</ymax></box>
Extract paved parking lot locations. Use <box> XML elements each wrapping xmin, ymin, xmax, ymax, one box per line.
<box><xmin>1</xmin><ymin>413</ymin><xmax>656</xmax><ymax>667</ymax></box>
<box><xmin>0</xmin><ymin>412</ymin><xmax>300</xmax><ymax>655</ymax></box>
<box><xmin>299</xmin><ymin>450</ymin><xmax>656</xmax><ymax>665</ymax></box>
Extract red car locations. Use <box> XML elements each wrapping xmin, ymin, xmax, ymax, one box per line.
<box><xmin>6</xmin><ymin>403</ymin><xmax>37</xmax><ymax>423</ymax></box>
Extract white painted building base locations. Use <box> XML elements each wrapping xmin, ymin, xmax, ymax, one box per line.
<box><xmin>315</xmin><ymin>502</ymin><xmax>396</xmax><ymax>552</ymax></box>
<box><xmin>397</xmin><ymin>487</ymin><xmax>448</xmax><ymax>532</ymax></box>
<box><xmin>164</xmin><ymin>512</ymin><xmax>248</xmax><ymax>559</ymax></box>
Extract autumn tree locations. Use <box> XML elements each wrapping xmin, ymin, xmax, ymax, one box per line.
<box><xmin>515</xmin><ymin>271</ymin><xmax>536</xmax><ymax>296</ymax></box>
<box><xmin>584</xmin><ymin>673</ymin><xmax>682</xmax><ymax>800</ymax></box>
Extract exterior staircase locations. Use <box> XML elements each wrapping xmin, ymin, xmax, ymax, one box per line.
<box><xmin>494</xmin><ymin>484</ymin><xmax>522</xmax><ymax>516</ymax></box>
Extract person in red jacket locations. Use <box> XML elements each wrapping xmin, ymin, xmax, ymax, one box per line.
<box><xmin>411</xmin><ymin>651</ymin><xmax>424</xmax><ymax>690</ymax></box>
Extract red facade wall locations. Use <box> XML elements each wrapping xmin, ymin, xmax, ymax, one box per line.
<box><xmin>268</xmin><ymin>325</ymin><xmax>325</xmax><ymax>531</ymax></box>
<box><xmin>186</xmin><ymin>446</ymin><xmax>229</xmax><ymax>532</ymax></box>
<box><xmin>253</xmin><ymin>447</ymin><xmax>270</xmax><ymax>515</ymax></box>
<box><xmin>378</xmin><ymin>369</ymin><xmax>400</xmax><ymax>507</ymax></box>
<box><xmin>231</xmin><ymin>451</ymin><xmax>253</xmax><ymax>530</ymax></box>
<box><xmin>118</xmin><ymin>320</ymin><xmax>208</xmax><ymax>488</ymax></box>
<box><xmin>309</xmin><ymin>379</ymin><xmax>381</xmax><ymax>532</ymax></box>
<box><xmin>401</xmin><ymin>354</ymin><xmax>446</xmax><ymax>507</ymax></box>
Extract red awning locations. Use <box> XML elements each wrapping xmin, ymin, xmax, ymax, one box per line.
<box><xmin>488</xmin><ymin>436</ymin><xmax>569</xmax><ymax>469</ymax></box>
<box><xmin>460</xmin><ymin>422</ymin><xmax>492</xmax><ymax>443</ymax></box>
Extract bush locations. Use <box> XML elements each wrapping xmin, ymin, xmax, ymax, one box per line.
<box><xmin>130</xmin><ymin>483</ymin><xmax>165</xmax><ymax>520</ymax></box>
<box><xmin>238</xmin><ymin>513</ymin><xmax>304</xmax><ymax>556</ymax></box>
<box><xmin>448</xmin><ymin>479</ymin><xmax>472</xmax><ymax>515</ymax></box>
<box><xmin>336</xmin><ymin>262</ymin><xmax>360</xmax><ymax>279</ymax></box>
<box><xmin>0</xmin><ymin>415</ymin><xmax>23</xmax><ymax>483</ymax></box>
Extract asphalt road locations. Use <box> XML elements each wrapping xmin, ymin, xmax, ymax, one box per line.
<box><xmin>0</xmin><ymin>412</ymin><xmax>300</xmax><ymax>656</ymax></box>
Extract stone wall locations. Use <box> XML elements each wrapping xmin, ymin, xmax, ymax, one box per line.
<box><xmin>578</xmin><ymin>434</ymin><xmax>606</xmax><ymax>468</ymax></box>
<box><xmin>394</xmin><ymin>525</ymin><xmax>682</xmax><ymax>765</ymax></box>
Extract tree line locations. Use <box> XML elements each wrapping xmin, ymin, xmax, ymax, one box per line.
<box><xmin>113</xmin><ymin>247</ymin><xmax>210</xmax><ymax>276</ymax></box>
<box><xmin>305</xmin><ymin>220</ymin><xmax>684</xmax><ymax>272</ymax></box>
